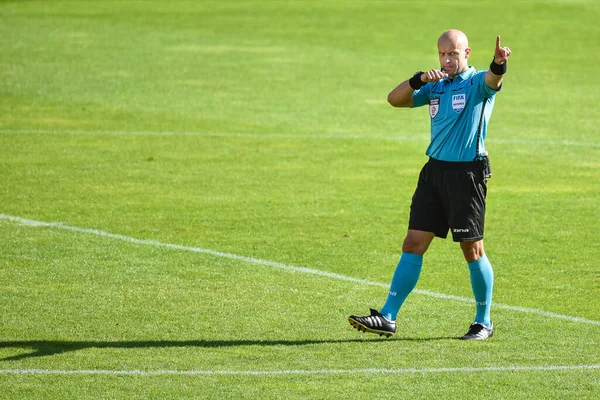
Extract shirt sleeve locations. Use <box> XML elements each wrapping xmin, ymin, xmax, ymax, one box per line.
<box><xmin>473</xmin><ymin>70</ymin><xmax>501</xmax><ymax>98</ymax></box>
<box><xmin>411</xmin><ymin>83</ymin><xmax>430</xmax><ymax>108</ymax></box>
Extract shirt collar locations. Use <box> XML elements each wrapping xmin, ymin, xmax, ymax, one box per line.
<box><xmin>454</xmin><ymin>66</ymin><xmax>475</xmax><ymax>82</ymax></box>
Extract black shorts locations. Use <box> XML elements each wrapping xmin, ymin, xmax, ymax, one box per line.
<box><xmin>408</xmin><ymin>157</ymin><xmax>490</xmax><ymax>242</ymax></box>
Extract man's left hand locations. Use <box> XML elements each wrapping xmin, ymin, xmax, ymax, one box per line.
<box><xmin>494</xmin><ymin>35</ymin><xmax>512</xmax><ymax>64</ymax></box>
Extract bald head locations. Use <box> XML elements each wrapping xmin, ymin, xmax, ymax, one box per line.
<box><xmin>437</xmin><ymin>29</ymin><xmax>471</xmax><ymax>78</ymax></box>
<box><xmin>438</xmin><ymin>29</ymin><xmax>469</xmax><ymax>49</ymax></box>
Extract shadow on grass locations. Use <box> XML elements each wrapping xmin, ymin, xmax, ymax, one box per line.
<box><xmin>0</xmin><ymin>336</ymin><xmax>457</xmax><ymax>361</ymax></box>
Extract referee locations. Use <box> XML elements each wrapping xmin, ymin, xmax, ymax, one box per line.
<box><xmin>349</xmin><ymin>29</ymin><xmax>511</xmax><ymax>340</ymax></box>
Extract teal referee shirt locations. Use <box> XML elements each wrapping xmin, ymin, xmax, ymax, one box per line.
<box><xmin>412</xmin><ymin>66</ymin><xmax>501</xmax><ymax>162</ymax></box>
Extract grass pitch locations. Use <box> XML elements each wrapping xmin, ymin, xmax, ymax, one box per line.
<box><xmin>1</xmin><ymin>1</ymin><xmax>599</xmax><ymax>398</ymax></box>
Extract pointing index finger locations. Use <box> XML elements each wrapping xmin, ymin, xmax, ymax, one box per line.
<box><xmin>496</xmin><ymin>35</ymin><xmax>501</xmax><ymax>49</ymax></box>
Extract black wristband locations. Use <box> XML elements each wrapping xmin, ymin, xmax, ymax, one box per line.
<box><xmin>490</xmin><ymin>59</ymin><xmax>507</xmax><ymax>75</ymax></box>
<box><xmin>408</xmin><ymin>71</ymin><xmax>426</xmax><ymax>90</ymax></box>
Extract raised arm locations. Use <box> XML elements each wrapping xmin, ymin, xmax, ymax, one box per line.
<box><xmin>388</xmin><ymin>69</ymin><xmax>448</xmax><ymax>108</ymax></box>
<box><xmin>387</xmin><ymin>79</ymin><xmax>416</xmax><ymax>108</ymax></box>
<box><xmin>485</xmin><ymin>35</ymin><xmax>512</xmax><ymax>90</ymax></box>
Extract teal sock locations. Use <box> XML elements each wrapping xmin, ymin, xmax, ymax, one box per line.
<box><xmin>468</xmin><ymin>254</ymin><xmax>494</xmax><ymax>327</ymax></box>
<box><xmin>380</xmin><ymin>252</ymin><xmax>423</xmax><ymax>321</ymax></box>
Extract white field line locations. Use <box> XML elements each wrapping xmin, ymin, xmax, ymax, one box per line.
<box><xmin>1</xmin><ymin>128</ymin><xmax>599</xmax><ymax>147</ymax></box>
<box><xmin>0</xmin><ymin>364</ymin><xmax>599</xmax><ymax>376</ymax></box>
<box><xmin>2</xmin><ymin>213</ymin><xmax>600</xmax><ymax>327</ymax></box>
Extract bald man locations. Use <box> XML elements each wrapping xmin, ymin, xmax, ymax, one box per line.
<box><xmin>349</xmin><ymin>30</ymin><xmax>511</xmax><ymax>340</ymax></box>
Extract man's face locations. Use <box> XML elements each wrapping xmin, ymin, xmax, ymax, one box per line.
<box><xmin>438</xmin><ymin>40</ymin><xmax>470</xmax><ymax>78</ymax></box>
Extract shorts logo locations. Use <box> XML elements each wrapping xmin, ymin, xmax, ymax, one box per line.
<box><xmin>452</xmin><ymin>94</ymin><xmax>466</xmax><ymax>113</ymax></box>
<box><xmin>429</xmin><ymin>98</ymin><xmax>440</xmax><ymax>118</ymax></box>
<box><xmin>453</xmin><ymin>228</ymin><xmax>469</xmax><ymax>233</ymax></box>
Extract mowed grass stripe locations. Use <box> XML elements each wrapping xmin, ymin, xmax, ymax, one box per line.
<box><xmin>1</xmin><ymin>129</ymin><xmax>600</xmax><ymax>147</ymax></box>
<box><xmin>2</xmin><ymin>213</ymin><xmax>599</xmax><ymax>327</ymax></box>
<box><xmin>1</xmin><ymin>364</ymin><xmax>599</xmax><ymax>376</ymax></box>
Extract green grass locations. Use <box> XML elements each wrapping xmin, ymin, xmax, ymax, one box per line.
<box><xmin>1</xmin><ymin>0</ymin><xmax>599</xmax><ymax>398</ymax></box>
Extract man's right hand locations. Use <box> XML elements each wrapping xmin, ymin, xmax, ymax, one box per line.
<box><xmin>421</xmin><ymin>69</ymin><xmax>448</xmax><ymax>82</ymax></box>
<box><xmin>388</xmin><ymin>69</ymin><xmax>448</xmax><ymax>108</ymax></box>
